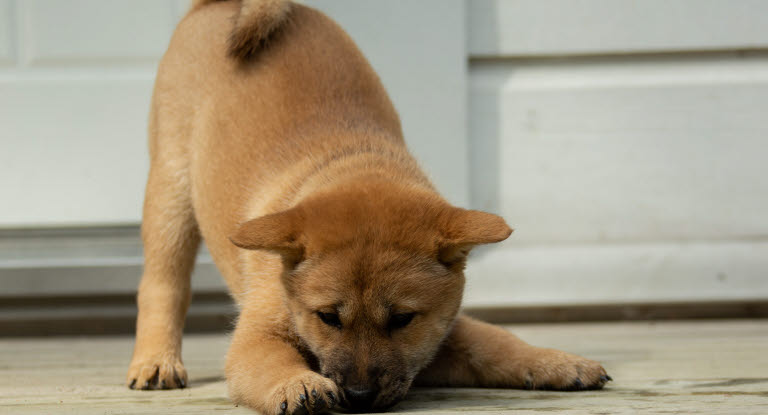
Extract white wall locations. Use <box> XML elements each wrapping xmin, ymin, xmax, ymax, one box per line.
<box><xmin>0</xmin><ymin>0</ymin><xmax>468</xmax><ymax>298</ymax></box>
<box><xmin>0</xmin><ymin>0</ymin><xmax>184</xmax><ymax>227</ymax></box>
<box><xmin>0</xmin><ymin>0</ymin><xmax>466</xmax><ymax>228</ymax></box>
<box><xmin>1</xmin><ymin>0</ymin><xmax>767</xmax><ymax>307</ymax></box>
<box><xmin>464</xmin><ymin>0</ymin><xmax>768</xmax><ymax>306</ymax></box>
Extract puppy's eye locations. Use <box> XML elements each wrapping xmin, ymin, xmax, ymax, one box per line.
<box><xmin>388</xmin><ymin>313</ymin><xmax>415</xmax><ymax>330</ymax></box>
<box><xmin>317</xmin><ymin>311</ymin><xmax>342</xmax><ymax>329</ymax></box>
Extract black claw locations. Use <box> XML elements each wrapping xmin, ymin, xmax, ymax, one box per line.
<box><xmin>573</xmin><ymin>378</ymin><xmax>585</xmax><ymax>390</ymax></box>
<box><xmin>299</xmin><ymin>393</ymin><xmax>306</xmax><ymax>403</ymax></box>
<box><xmin>605</xmin><ymin>375</ymin><xmax>613</xmax><ymax>381</ymax></box>
<box><xmin>160</xmin><ymin>380</ymin><xmax>167</xmax><ymax>389</ymax></box>
<box><xmin>315</xmin><ymin>397</ymin><xmax>326</xmax><ymax>411</ymax></box>
<box><xmin>279</xmin><ymin>401</ymin><xmax>287</xmax><ymax>415</ymax></box>
<box><xmin>326</xmin><ymin>391</ymin><xmax>337</xmax><ymax>407</ymax></box>
<box><xmin>179</xmin><ymin>377</ymin><xmax>186</xmax><ymax>389</ymax></box>
<box><xmin>311</xmin><ymin>389</ymin><xmax>318</xmax><ymax>398</ymax></box>
<box><xmin>129</xmin><ymin>379</ymin><xmax>137</xmax><ymax>389</ymax></box>
<box><xmin>147</xmin><ymin>370</ymin><xmax>159</xmax><ymax>390</ymax></box>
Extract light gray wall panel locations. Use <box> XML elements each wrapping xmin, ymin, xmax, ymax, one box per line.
<box><xmin>0</xmin><ymin>0</ymin><xmax>12</xmax><ymax>63</ymax></box>
<box><xmin>314</xmin><ymin>0</ymin><xmax>468</xmax><ymax>205</ymax></box>
<box><xmin>21</xmin><ymin>0</ymin><xmax>175</xmax><ymax>65</ymax></box>
<box><xmin>469</xmin><ymin>0</ymin><xmax>768</xmax><ymax>57</ymax></box>
<box><xmin>465</xmin><ymin>241</ymin><xmax>768</xmax><ymax>307</ymax></box>
<box><xmin>0</xmin><ymin>79</ymin><xmax>153</xmax><ymax>227</ymax></box>
<box><xmin>0</xmin><ymin>0</ymin><xmax>468</xmax><ymax>227</ymax></box>
<box><xmin>470</xmin><ymin>53</ymin><xmax>768</xmax><ymax>244</ymax></box>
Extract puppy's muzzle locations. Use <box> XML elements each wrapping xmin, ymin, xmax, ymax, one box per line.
<box><xmin>342</xmin><ymin>386</ymin><xmax>377</xmax><ymax>412</ymax></box>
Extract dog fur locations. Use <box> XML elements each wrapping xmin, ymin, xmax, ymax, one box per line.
<box><xmin>127</xmin><ymin>1</ymin><xmax>610</xmax><ymax>413</ymax></box>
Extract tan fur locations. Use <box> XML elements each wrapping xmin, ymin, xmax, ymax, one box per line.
<box><xmin>127</xmin><ymin>1</ymin><xmax>610</xmax><ymax>413</ymax></box>
<box><xmin>192</xmin><ymin>0</ymin><xmax>292</xmax><ymax>58</ymax></box>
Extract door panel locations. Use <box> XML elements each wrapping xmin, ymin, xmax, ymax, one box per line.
<box><xmin>0</xmin><ymin>0</ymin><xmax>467</xmax><ymax>227</ymax></box>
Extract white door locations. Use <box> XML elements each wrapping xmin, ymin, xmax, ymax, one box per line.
<box><xmin>0</xmin><ymin>0</ymin><xmax>466</xmax><ymax>227</ymax></box>
<box><xmin>465</xmin><ymin>0</ymin><xmax>768</xmax><ymax>306</ymax></box>
<box><xmin>0</xmin><ymin>0</ymin><xmax>468</xmax><ymax>296</ymax></box>
<box><xmin>2</xmin><ymin>0</ymin><xmax>767</xmax><ymax>308</ymax></box>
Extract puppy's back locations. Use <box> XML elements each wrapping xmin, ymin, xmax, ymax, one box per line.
<box><xmin>155</xmin><ymin>0</ymin><xmax>403</xmax><ymax>164</ymax></box>
<box><xmin>150</xmin><ymin>0</ymin><xmax>410</xmax><ymax>291</ymax></box>
<box><xmin>191</xmin><ymin>0</ymin><xmax>292</xmax><ymax>59</ymax></box>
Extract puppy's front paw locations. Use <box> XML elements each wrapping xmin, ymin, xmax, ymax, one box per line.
<box><xmin>521</xmin><ymin>349</ymin><xmax>611</xmax><ymax>391</ymax></box>
<box><xmin>265</xmin><ymin>371</ymin><xmax>339</xmax><ymax>415</ymax></box>
<box><xmin>127</xmin><ymin>353</ymin><xmax>187</xmax><ymax>390</ymax></box>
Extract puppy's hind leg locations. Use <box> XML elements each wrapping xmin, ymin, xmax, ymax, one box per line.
<box><xmin>127</xmin><ymin>158</ymin><xmax>200</xmax><ymax>390</ymax></box>
<box><xmin>415</xmin><ymin>315</ymin><xmax>612</xmax><ymax>391</ymax></box>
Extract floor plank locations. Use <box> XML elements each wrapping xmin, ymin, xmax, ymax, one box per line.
<box><xmin>1</xmin><ymin>320</ymin><xmax>766</xmax><ymax>414</ymax></box>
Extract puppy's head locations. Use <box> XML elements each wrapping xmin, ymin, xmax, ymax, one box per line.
<box><xmin>231</xmin><ymin>184</ymin><xmax>511</xmax><ymax>411</ymax></box>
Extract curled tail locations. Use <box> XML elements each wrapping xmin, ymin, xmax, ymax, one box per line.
<box><xmin>192</xmin><ymin>0</ymin><xmax>292</xmax><ymax>59</ymax></box>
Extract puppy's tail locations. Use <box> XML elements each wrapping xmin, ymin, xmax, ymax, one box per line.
<box><xmin>191</xmin><ymin>0</ymin><xmax>292</xmax><ymax>59</ymax></box>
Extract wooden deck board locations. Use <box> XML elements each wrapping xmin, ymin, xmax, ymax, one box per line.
<box><xmin>1</xmin><ymin>320</ymin><xmax>766</xmax><ymax>414</ymax></box>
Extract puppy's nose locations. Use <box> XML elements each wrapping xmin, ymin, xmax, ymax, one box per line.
<box><xmin>343</xmin><ymin>387</ymin><xmax>376</xmax><ymax>411</ymax></box>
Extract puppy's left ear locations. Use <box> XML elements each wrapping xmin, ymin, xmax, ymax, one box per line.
<box><xmin>438</xmin><ymin>208</ymin><xmax>513</xmax><ymax>267</ymax></box>
<box><xmin>229</xmin><ymin>207</ymin><xmax>305</xmax><ymax>267</ymax></box>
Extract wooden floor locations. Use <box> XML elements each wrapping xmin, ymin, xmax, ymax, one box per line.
<box><xmin>1</xmin><ymin>320</ymin><xmax>766</xmax><ymax>414</ymax></box>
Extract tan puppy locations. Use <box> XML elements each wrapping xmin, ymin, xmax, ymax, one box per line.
<box><xmin>127</xmin><ymin>0</ymin><xmax>611</xmax><ymax>413</ymax></box>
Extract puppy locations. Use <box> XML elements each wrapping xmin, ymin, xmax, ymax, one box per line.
<box><xmin>126</xmin><ymin>0</ymin><xmax>611</xmax><ymax>413</ymax></box>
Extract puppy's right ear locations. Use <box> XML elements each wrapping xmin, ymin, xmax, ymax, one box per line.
<box><xmin>229</xmin><ymin>208</ymin><xmax>305</xmax><ymax>266</ymax></box>
<box><xmin>437</xmin><ymin>208</ymin><xmax>513</xmax><ymax>268</ymax></box>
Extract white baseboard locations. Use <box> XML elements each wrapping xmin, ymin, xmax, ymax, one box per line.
<box><xmin>464</xmin><ymin>240</ymin><xmax>768</xmax><ymax>307</ymax></box>
<box><xmin>4</xmin><ymin>229</ymin><xmax>767</xmax><ymax>309</ymax></box>
<box><xmin>0</xmin><ymin>227</ymin><xmax>225</xmax><ymax>297</ymax></box>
